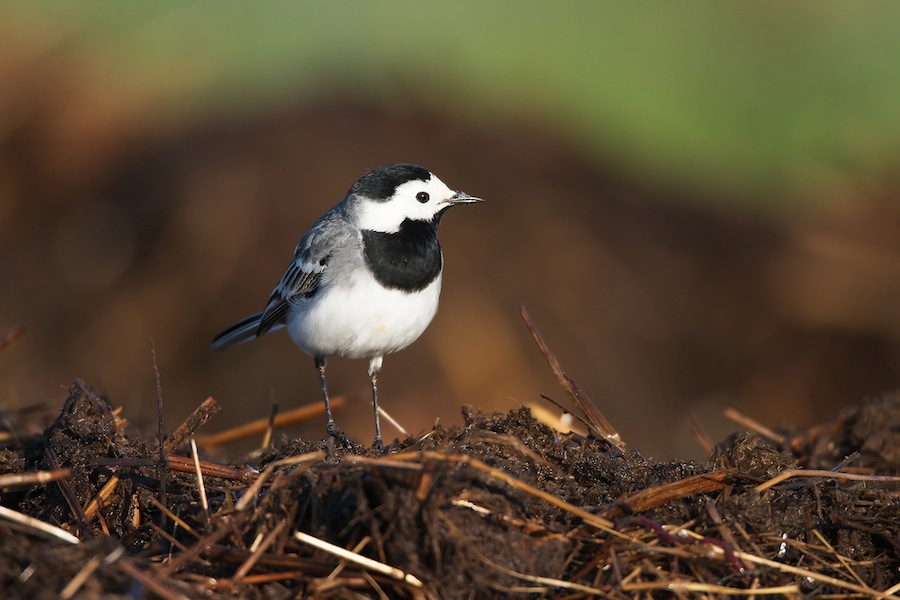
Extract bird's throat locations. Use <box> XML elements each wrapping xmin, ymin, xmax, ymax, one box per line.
<box><xmin>362</xmin><ymin>219</ymin><xmax>442</xmax><ymax>292</ymax></box>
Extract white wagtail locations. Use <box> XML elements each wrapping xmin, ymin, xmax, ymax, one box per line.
<box><xmin>212</xmin><ymin>163</ymin><xmax>483</xmax><ymax>452</ymax></box>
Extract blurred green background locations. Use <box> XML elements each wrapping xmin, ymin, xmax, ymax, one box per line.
<box><xmin>9</xmin><ymin>1</ymin><xmax>900</xmax><ymax>209</ymax></box>
<box><xmin>3</xmin><ymin>2</ymin><xmax>900</xmax><ymax>459</ymax></box>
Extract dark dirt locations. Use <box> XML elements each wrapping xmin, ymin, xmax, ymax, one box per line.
<box><xmin>1</xmin><ymin>380</ymin><xmax>898</xmax><ymax>598</ymax></box>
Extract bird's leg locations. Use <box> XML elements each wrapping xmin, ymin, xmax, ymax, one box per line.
<box><xmin>315</xmin><ymin>356</ymin><xmax>339</xmax><ymax>459</ymax></box>
<box><xmin>368</xmin><ymin>356</ymin><xmax>384</xmax><ymax>452</ymax></box>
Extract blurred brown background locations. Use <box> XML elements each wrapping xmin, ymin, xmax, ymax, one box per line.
<box><xmin>2</xmin><ymin>3</ymin><xmax>900</xmax><ymax>459</ymax></box>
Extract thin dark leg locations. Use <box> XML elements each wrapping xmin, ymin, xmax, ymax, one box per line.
<box><xmin>370</xmin><ymin>371</ymin><xmax>383</xmax><ymax>451</ymax></box>
<box><xmin>315</xmin><ymin>356</ymin><xmax>338</xmax><ymax>459</ymax></box>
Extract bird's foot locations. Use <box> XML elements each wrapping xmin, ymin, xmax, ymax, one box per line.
<box><xmin>326</xmin><ymin>420</ymin><xmax>340</xmax><ymax>439</ymax></box>
<box><xmin>324</xmin><ymin>428</ymin><xmax>356</xmax><ymax>461</ymax></box>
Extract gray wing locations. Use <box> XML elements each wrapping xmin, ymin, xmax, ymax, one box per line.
<box><xmin>256</xmin><ymin>213</ymin><xmax>357</xmax><ymax>335</ymax></box>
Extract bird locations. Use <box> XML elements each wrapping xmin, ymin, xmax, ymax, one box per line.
<box><xmin>212</xmin><ymin>163</ymin><xmax>483</xmax><ymax>454</ymax></box>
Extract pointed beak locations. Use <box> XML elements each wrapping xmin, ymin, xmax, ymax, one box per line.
<box><xmin>448</xmin><ymin>191</ymin><xmax>484</xmax><ymax>205</ymax></box>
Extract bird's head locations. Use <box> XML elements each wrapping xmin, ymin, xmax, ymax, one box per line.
<box><xmin>349</xmin><ymin>164</ymin><xmax>482</xmax><ymax>233</ymax></box>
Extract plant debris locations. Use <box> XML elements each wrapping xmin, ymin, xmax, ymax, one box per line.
<box><xmin>1</xmin><ymin>377</ymin><xmax>899</xmax><ymax>599</ymax></box>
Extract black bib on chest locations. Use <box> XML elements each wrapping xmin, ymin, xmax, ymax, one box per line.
<box><xmin>362</xmin><ymin>219</ymin><xmax>442</xmax><ymax>292</ymax></box>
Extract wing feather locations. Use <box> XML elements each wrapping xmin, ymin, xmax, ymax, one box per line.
<box><xmin>256</xmin><ymin>212</ymin><xmax>357</xmax><ymax>335</ymax></box>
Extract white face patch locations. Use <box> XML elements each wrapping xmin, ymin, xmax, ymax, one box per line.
<box><xmin>354</xmin><ymin>174</ymin><xmax>457</xmax><ymax>233</ymax></box>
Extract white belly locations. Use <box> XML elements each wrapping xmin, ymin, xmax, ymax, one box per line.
<box><xmin>286</xmin><ymin>269</ymin><xmax>442</xmax><ymax>360</ymax></box>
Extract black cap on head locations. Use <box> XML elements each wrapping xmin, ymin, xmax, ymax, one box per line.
<box><xmin>350</xmin><ymin>164</ymin><xmax>431</xmax><ymax>201</ymax></box>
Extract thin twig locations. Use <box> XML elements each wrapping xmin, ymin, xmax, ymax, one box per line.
<box><xmin>235</xmin><ymin>464</ymin><xmax>277</xmax><ymax>512</ymax></box>
<box><xmin>451</xmin><ymin>498</ymin><xmax>567</xmax><ymax>540</ymax></box>
<box><xmin>190</xmin><ymin>438</ymin><xmax>209</xmax><ymax>525</ymax></box>
<box><xmin>233</xmin><ymin>521</ymin><xmax>288</xmax><ymax>582</ymax></box>
<box><xmin>293</xmin><ymin>530</ymin><xmax>423</xmax><ymax>587</ymax></box>
<box><xmin>723</xmin><ymin>407</ymin><xmax>785</xmax><ymax>445</ymax></box>
<box><xmin>421</xmin><ymin>451</ymin><xmax>614</xmax><ymax>530</ymax></box>
<box><xmin>457</xmin><ymin>429</ymin><xmax>547</xmax><ymax>467</ymax></box>
<box><xmin>810</xmin><ymin>528</ymin><xmax>872</xmax><ymax>592</ymax></box>
<box><xmin>236</xmin><ymin>571</ymin><xmax>307</xmax><ymax>585</ymax></box>
<box><xmin>261</xmin><ymin>402</ymin><xmax>278</xmax><ymax>450</ymax></box>
<box><xmin>199</xmin><ymin>399</ymin><xmax>346</xmax><ymax>448</ymax></box>
<box><xmin>623</xmin><ymin>514</ymin><xmax>747</xmax><ymax>573</ymax></box>
<box><xmin>688</xmin><ymin>412</ymin><xmax>714</xmax><ymax>454</ymax></box>
<box><xmin>599</xmin><ymin>470</ymin><xmax>734</xmax><ymax>519</ymax></box>
<box><xmin>0</xmin><ymin>469</ymin><xmax>71</xmax><ymax>490</ymax></box>
<box><xmin>621</xmin><ymin>580</ymin><xmax>800</xmax><ymax>595</ymax></box>
<box><xmin>325</xmin><ymin>536</ymin><xmax>371</xmax><ymax>583</ymax></box>
<box><xmin>151</xmin><ymin>339</ymin><xmax>167</xmax><ymax>530</ymax></box>
<box><xmin>149</xmin><ymin>522</ymin><xmax>192</xmax><ymax>554</ymax></box>
<box><xmin>148</xmin><ymin>496</ymin><xmax>201</xmax><ymax>540</ymax></box>
<box><xmin>531</xmin><ymin>399</ymin><xmax>588</xmax><ymax>435</ymax></box>
<box><xmin>83</xmin><ymin>475</ymin><xmax>121</xmax><ymax>522</ymax></box>
<box><xmin>267</xmin><ymin>450</ymin><xmax>328</xmax><ymax>470</ymax></box>
<box><xmin>93</xmin><ymin>455</ymin><xmax>256</xmax><ymax>483</ymax></box>
<box><xmin>59</xmin><ymin>555</ymin><xmax>103</xmax><ymax>599</ymax></box>
<box><xmin>164</xmin><ymin>397</ymin><xmax>220</xmax><ymax>454</ymax></box>
<box><xmin>118</xmin><ymin>556</ymin><xmax>188</xmax><ymax>600</ymax></box>
<box><xmin>705</xmin><ymin>500</ymin><xmax>743</xmax><ymax>565</ymax></box>
<box><xmin>60</xmin><ymin>547</ymin><xmax>125</xmax><ymax>600</ymax></box>
<box><xmin>158</xmin><ymin>527</ymin><xmax>231</xmax><ymax>578</ymax></box>
<box><xmin>0</xmin><ymin>505</ymin><xmax>79</xmax><ymax>544</ymax></box>
<box><xmin>734</xmin><ymin>548</ymin><xmax>898</xmax><ymax>598</ymax></box>
<box><xmin>377</xmin><ymin>405</ymin><xmax>409</xmax><ymax>438</ymax></box>
<box><xmin>520</xmin><ymin>306</ymin><xmax>624</xmax><ymax>450</ymax></box>
<box><xmin>344</xmin><ymin>455</ymin><xmax>425</xmax><ymax>472</ymax></box>
<box><xmin>755</xmin><ymin>469</ymin><xmax>900</xmax><ymax>492</ymax></box>
<box><xmin>45</xmin><ymin>448</ymin><xmax>92</xmax><ymax>539</ymax></box>
<box><xmin>361</xmin><ymin>570</ymin><xmax>391</xmax><ymax>600</ymax></box>
<box><xmin>476</xmin><ymin>548</ymin><xmax>608</xmax><ymax>595</ymax></box>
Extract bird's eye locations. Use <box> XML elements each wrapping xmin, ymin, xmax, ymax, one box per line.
<box><xmin>416</xmin><ymin>191</ymin><xmax>430</xmax><ymax>203</ymax></box>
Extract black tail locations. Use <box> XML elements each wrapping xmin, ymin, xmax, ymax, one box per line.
<box><xmin>211</xmin><ymin>312</ymin><xmax>264</xmax><ymax>351</ymax></box>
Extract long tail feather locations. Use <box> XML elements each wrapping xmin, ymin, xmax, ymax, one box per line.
<box><xmin>211</xmin><ymin>312</ymin><xmax>268</xmax><ymax>350</ymax></box>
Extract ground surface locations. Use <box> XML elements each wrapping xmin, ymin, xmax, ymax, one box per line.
<box><xmin>1</xmin><ymin>377</ymin><xmax>898</xmax><ymax>598</ymax></box>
